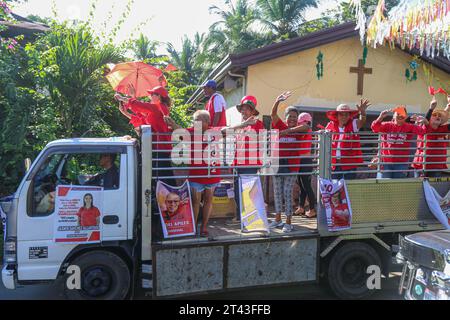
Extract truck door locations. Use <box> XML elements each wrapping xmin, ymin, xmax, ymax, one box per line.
<box><xmin>16</xmin><ymin>147</ymin><xmax>128</xmax><ymax>281</ymax></box>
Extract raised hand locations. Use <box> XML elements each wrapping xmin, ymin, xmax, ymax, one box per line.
<box><xmin>356</xmin><ymin>98</ymin><xmax>371</xmax><ymax>113</ymax></box>
<box><xmin>127</xmin><ymin>83</ymin><xmax>136</xmax><ymax>98</ymax></box>
<box><xmin>430</xmin><ymin>96</ymin><xmax>438</xmax><ymax>110</ymax></box>
<box><xmin>379</xmin><ymin>109</ymin><xmax>391</xmax><ymax>119</ymax></box>
<box><xmin>276</xmin><ymin>91</ymin><xmax>292</xmax><ymax>103</ymax></box>
<box><xmin>242</xmin><ymin>116</ymin><xmax>257</xmax><ymax>126</ymax></box>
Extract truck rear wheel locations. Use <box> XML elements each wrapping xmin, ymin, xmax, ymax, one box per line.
<box><xmin>327</xmin><ymin>242</ymin><xmax>381</xmax><ymax>299</ymax></box>
<box><xmin>64</xmin><ymin>251</ymin><xmax>130</xmax><ymax>300</ymax></box>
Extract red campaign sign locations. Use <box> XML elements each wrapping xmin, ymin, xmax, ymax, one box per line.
<box><xmin>319</xmin><ymin>178</ymin><xmax>352</xmax><ymax>232</ymax></box>
<box><xmin>156</xmin><ymin>180</ymin><xmax>196</xmax><ymax>238</ymax></box>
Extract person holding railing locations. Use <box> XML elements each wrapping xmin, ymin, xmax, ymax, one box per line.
<box><xmin>324</xmin><ymin>100</ymin><xmax>371</xmax><ymax>180</ymax></box>
<box><xmin>166</xmin><ymin>111</ymin><xmax>222</xmax><ymax>237</ymax></box>
<box><xmin>412</xmin><ymin>95</ymin><xmax>450</xmax><ymax>177</ymax></box>
<box><xmin>371</xmin><ymin>106</ymin><xmax>426</xmax><ymax>178</ymax></box>
<box><xmin>268</xmin><ymin>92</ymin><xmax>311</xmax><ymax>232</ymax></box>
<box><xmin>220</xmin><ymin>95</ymin><xmax>264</xmax><ymax>222</ymax></box>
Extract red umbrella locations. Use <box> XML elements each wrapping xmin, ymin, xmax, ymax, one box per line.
<box><xmin>106</xmin><ymin>61</ymin><xmax>167</xmax><ymax>98</ymax></box>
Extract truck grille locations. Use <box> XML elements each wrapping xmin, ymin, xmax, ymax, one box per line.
<box><xmin>400</xmin><ymin>237</ymin><xmax>446</xmax><ymax>271</ymax></box>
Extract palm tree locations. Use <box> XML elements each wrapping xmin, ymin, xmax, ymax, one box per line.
<box><xmin>131</xmin><ymin>33</ymin><xmax>160</xmax><ymax>61</ymax></box>
<box><xmin>167</xmin><ymin>33</ymin><xmax>204</xmax><ymax>83</ymax></box>
<box><xmin>204</xmin><ymin>0</ymin><xmax>267</xmax><ymax>64</ymax></box>
<box><xmin>256</xmin><ymin>0</ymin><xmax>318</xmax><ymax>39</ymax></box>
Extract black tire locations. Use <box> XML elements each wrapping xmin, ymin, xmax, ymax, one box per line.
<box><xmin>327</xmin><ymin>242</ymin><xmax>381</xmax><ymax>300</ymax></box>
<box><xmin>64</xmin><ymin>250</ymin><xmax>130</xmax><ymax>300</ymax></box>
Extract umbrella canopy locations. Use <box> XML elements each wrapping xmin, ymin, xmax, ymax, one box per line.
<box><xmin>106</xmin><ymin>61</ymin><xmax>167</xmax><ymax>98</ymax></box>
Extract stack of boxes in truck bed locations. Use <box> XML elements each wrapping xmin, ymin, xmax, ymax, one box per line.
<box><xmin>211</xmin><ymin>180</ymin><xmax>236</xmax><ymax>218</ymax></box>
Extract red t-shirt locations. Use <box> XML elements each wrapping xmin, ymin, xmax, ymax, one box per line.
<box><xmin>77</xmin><ymin>206</ymin><xmax>101</xmax><ymax>227</ymax></box>
<box><xmin>233</xmin><ymin>120</ymin><xmax>265</xmax><ymax>167</ymax></box>
<box><xmin>298</xmin><ymin>129</ymin><xmax>313</xmax><ymax>156</ymax></box>
<box><xmin>187</xmin><ymin>127</ymin><xmax>222</xmax><ymax>184</ymax></box>
<box><xmin>126</xmin><ymin>99</ymin><xmax>172</xmax><ymax>151</ymax></box>
<box><xmin>272</xmin><ymin>119</ymin><xmax>301</xmax><ymax>172</ymax></box>
<box><xmin>371</xmin><ymin>120</ymin><xmax>426</xmax><ymax>163</ymax></box>
<box><xmin>205</xmin><ymin>93</ymin><xmax>227</xmax><ymax>127</ymax></box>
<box><xmin>413</xmin><ymin>124</ymin><xmax>449</xmax><ymax>170</ymax></box>
<box><xmin>331</xmin><ymin>203</ymin><xmax>350</xmax><ymax>227</ymax></box>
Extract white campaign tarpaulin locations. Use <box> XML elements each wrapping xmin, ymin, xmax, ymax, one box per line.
<box><xmin>239</xmin><ymin>176</ymin><xmax>269</xmax><ymax>233</ymax></box>
<box><xmin>54</xmin><ymin>185</ymin><xmax>103</xmax><ymax>243</ymax></box>
<box><xmin>423</xmin><ymin>180</ymin><xmax>450</xmax><ymax>229</ymax></box>
<box><xmin>319</xmin><ymin>178</ymin><xmax>353</xmax><ymax>232</ymax></box>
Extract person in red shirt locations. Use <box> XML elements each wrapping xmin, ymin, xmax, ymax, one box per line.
<box><xmin>412</xmin><ymin>96</ymin><xmax>450</xmax><ymax>177</ymax></box>
<box><xmin>165</xmin><ymin>110</ymin><xmax>222</xmax><ymax>237</ymax></box>
<box><xmin>324</xmin><ymin>100</ymin><xmax>370</xmax><ymax>180</ymax></box>
<box><xmin>77</xmin><ymin>193</ymin><xmax>101</xmax><ymax>227</ymax></box>
<box><xmin>371</xmin><ymin>106</ymin><xmax>427</xmax><ymax>178</ymax></box>
<box><xmin>115</xmin><ymin>84</ymin><xmax>175</xmax><ymax>186</ymax></box>
<box><xmin>268</xmin><ymin>92</ymin><xmax>311</xmax><ymax>233</ymax></box>
<box><xmin>220</xmin><ymin>95</ymin><xmax>265</xmax><ymax>222</ymax></box>
<box><xmin>202</xmin><ymin>80</ymin><xmax>227</xmax><ymax>127</ymax></box>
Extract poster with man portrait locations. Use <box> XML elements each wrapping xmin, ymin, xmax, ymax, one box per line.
<box><xmin>156</xmin><ymin>180</ymin><xmax>196</xmax><ymax>238</ymax></box>
<box><xmin>54</xmin><ymin>185</ymin><xmax>103</xmax><ymax>244</ymax></box>
<box><xmin>319</xmin><ymin>178</ymin><xmax>352</xmax><ymax>232</ymax></box>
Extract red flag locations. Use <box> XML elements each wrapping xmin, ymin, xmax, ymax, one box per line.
<box><xmin>428</xmin><ymin>86</ymin><xmax>436</xmax><ymax>95</ymax></box>
<box><xmin>165</xmin><ymin>64</ymin><xmax>178</xmax><ymax>72</ymax></box>
<box><xmin>436</xmin><ymin>88</ymin><xmax>448</xmax><ymax>95</ymax></box>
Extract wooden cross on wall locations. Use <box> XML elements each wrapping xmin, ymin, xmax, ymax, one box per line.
<box><xmin>350</xmin><ymin>59</ymin><xmax>372</xmax><ymax>95</ymax></box>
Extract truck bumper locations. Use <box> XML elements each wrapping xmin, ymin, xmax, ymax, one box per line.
<box><xmin>2</xmin><ymin>265</ymin><xmax>16</xmax><ymax>289</ymax></box>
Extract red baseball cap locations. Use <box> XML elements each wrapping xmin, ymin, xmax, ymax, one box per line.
<box><xmin>237</xmin><ymin>95</ymin><xmax>259</xmax><ymax>115</ymax></box>
<box><xmin>147</xmin><ymin>86</ymin><xmax>168</xmax><ymax>98</ymax></box>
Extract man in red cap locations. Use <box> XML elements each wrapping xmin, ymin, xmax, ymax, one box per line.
<box><xmin>202</xmin><ymin>80</ymin><xmax>227</xmax><ymax>127</ymax></box>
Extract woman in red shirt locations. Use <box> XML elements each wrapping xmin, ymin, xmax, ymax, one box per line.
<box><xmin>115</xmin><ymin>84</ymin><xmax>175</xmax><ymax>186</ymax></box>
<box><xmin>413</xmin><ymin>96</ymin><xmax>450</xmax><ymax>177</ymax></box>
<box><xmin>268</xmin><ymin>92</ymin><xmax>311</xmax><ymax>233</ymax></box>
<box><xmin>330</xmin><ymin>191</ymin><xmax>350</xmax><ymax>227</ymax></box>
<box><xmin>77</xmin><ymin>193</ymin><xmax>101</xmax><ymax>227</ymax></box>
<box><xmin>371</xmin><ymin>106</ymin><xmax>426</xmax><ymax>178</ymax></box>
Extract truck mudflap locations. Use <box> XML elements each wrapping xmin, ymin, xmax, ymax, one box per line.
<box><xmin>2</xmin><ymin>265</ymin><xmax>16</xmax><ymax>289</ymax></box>
<box><xmin>152</xmin><ymin>237</ymin><xmax>318</xmax><ymax>298</ymax></box>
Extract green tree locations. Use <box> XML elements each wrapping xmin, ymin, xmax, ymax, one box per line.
<box><xmin>204</xmin><ymin>0</ymin><xmax>267</xmax><ymax>68</ymax></box>
<box><xmin>167</xmin><ymin>33</ymin><xmax>204</xmax><ymax>84</ymax></box>
<box><xmin>256</xmin><ymin>0</ymin><xmax>318</xmax><ymax>40</ymax></box>
<box><xmin>26</xmin><ymin>22</ymin><xmax>125</xmax><ymax>137</ymax></box>
<box><xmin>130</xmin><ymin>33</ymin><xmax>161</xmax><ymax>61</ymax></box>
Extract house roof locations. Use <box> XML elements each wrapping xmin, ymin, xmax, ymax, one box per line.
<box><xmin>0</xmin><ymin>13</ymin><xmax>49</xmax><ymax>39</ymax></box>
<box><xmin>188</xmin><ymin>21</ymin><xmax>450</xmax><ymax>104</ymax></box>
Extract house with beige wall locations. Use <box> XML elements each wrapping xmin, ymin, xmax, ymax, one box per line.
<box><xmin>188</xmin><ymin>22</ymin><xmax>450</xmax><ymax>129</ymax></box>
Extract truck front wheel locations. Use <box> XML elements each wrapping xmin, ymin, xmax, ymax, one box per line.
<box><xmin>327</xmin><ymin>242</ymin><xmax>381</xmax><ymax>299</ymax></box>
<box><xmin>64</xmin><ymin>250</ymin><xmax>131</xmax><ymax>300</ymax></box>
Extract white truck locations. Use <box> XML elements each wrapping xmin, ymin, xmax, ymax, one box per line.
<box><xmin>1</xmin><ymin>127</ymin><xmax>447</xmax><ymax>299</ymax></box>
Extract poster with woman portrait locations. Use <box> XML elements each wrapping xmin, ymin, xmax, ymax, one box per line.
<box><xmin>156</xmin><ymin>180</ymin><xmax>196</xmax><ymax>238</ymax></box>
<box><xmin>54</xmin><ymin>185</ymin><xmax>103</xmax><ymax>243</ymax></box>
<box><xmin>319</xmin><ymin>178</ymin><xmax>352</xmax><ymax>231</ymax></box>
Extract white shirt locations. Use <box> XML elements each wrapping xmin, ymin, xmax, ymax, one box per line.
<box><xmin>212</xmin><ymin>93</ymin><xmax>227</xmax><ymax>113</ymax></box>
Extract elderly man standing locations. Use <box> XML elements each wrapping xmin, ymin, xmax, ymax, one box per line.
<box><xmin>202</xmin><ymin>79</ymin><xmax>227</xmax><ymax>127</ymax></box>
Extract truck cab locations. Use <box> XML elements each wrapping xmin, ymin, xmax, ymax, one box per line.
<box><xmin>2</xmin><ymin>137</ymin><xmax>138</xmax><ymax>299</ymax></box>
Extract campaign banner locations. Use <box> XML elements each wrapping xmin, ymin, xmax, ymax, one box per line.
<box><xmin>319</xmin><ymin>178</ymin><xmax>352</xmax><ymax>232</ymax></box>
<box><xmin>54</xmin><ymin>185</ymin><xmax>103</xmax><ymax>244</ymax></box>
<box><xmin>156</xmin><ymin>180</ymin><xmax>196</xmax><ymax>238</ymax></box>
<box><xmin>423</xmin><ymin>180</ymin><xmax>450</xmax><ymax>229</ymax></box>
<box><xmin>239</xmin><ymin>176</ymin><xmax>269</xmax><ymax>233</ymax></box>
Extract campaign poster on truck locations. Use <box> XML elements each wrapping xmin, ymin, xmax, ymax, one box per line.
<box><xmin>423</xmin><ymin>180</ymin><xmax>450</xmax><ymax>229</ymax></box>
<box><xmin>54</xmin><ymin>185</ymin><xmax>103</xmax><ymax>243</ymax></box>
<box><xmin>239</xmin><ymin>176</ymin><xmax>269</xmax><ymax>233</ymax></box>
<box><xmin>319</xmin><ymin>178</ymin><xmax>352</xmax><ymax>232</ymax></box>
<box><xmin>156</xmin><ymin>180</ymin><xmax>196</xmax><ymax>238</ymax></box>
